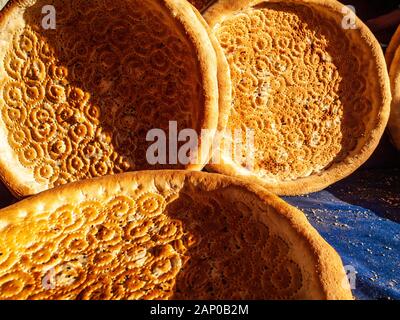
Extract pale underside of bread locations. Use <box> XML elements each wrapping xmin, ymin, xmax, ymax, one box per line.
<box><xmin>0</xmin><ymin>170</ymin><xmax>353</xmax><ymax>300</ymax></box>
<box><xmin>388</xmin><ymin>45</ymin><xmax>400</xmax><ymax>150</ymax></box>
<box><xmin>204</xmin><ymin>0</ymin><xmax>391</xmax><ymax>195</ymax></box>
<box><xmin>0</xmin><ymin>0</ymin><xmax>220</xmax><ymax>198</ymax></box>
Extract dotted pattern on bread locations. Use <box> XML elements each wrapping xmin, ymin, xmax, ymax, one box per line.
<box><xmin>0</xmin><ymin>0</ymin><xmax>202</xmax><ymax>190</ymax></box>
<box><xmin>0</xmin><ymin>181</ymin><xmax>307</xmax><ymax>300</ymax></box>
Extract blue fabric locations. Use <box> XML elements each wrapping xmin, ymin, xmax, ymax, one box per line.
<box><xmin>284</xmin><ymin>168</ymin><xmax>400</xmax><ymax>300</ymax></box>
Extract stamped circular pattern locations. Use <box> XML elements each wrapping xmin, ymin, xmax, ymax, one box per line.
<box><xmin>205</xmin><ymin>0</ymin><xmax>391</xmax><ymax>195</ymax></box>
<box><xmin>0</xmin><ymin>0</ymin><xmax>220</xmax><ymax>196</ymax></box>
<box><xmin>0</xmin><ymin>171</ymin><xmax>352</xmax><ymax>299</ymax></box>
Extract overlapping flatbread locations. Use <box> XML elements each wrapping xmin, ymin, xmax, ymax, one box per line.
<box><xmin>0</xmin><ymin>170</ymin><xmax>353</xmax><ymax>299</ymax></box>
<box><xmin>204</xmin><ymin>0</ymin><xmax>391</xmax><ymax>195</ymax></box>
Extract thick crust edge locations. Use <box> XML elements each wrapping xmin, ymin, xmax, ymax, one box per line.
<box><xmin>204</xmin><ymin>0</ymin><xmax>391</xmax><ymax>195</ymax></box>
<box><xmin>0</xmin><ymin>170</ymin><xmax>353</xmax><ymax>300</ymax></box>
<box><xmin>0</xmin><ymin>0</ymin><xmax>221</xmax><ymax>196</ymax></box>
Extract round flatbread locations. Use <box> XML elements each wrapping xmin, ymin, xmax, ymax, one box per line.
<box><xmin>388</xmin><ymin>45</ymin><xmax>400</xmax><ymax>150</ymax></box>
<box><xmin>204</xmin><ymin>0</ymin><xmax>391</xmax><ymax>195</ymax></box>
<box><xmin>0</xmin><ymin>0</ymin><xmax>220</xmax><ymax>197</ymax></box>
<box><xmin>188</xmin><ymin>2</ymin><xmax>232</xmax><ymax>133</ymax></box>
<box><xmin>0</xmin><ymin>170</ymin><xmax>352</xmax><ymax>300</ymax></box>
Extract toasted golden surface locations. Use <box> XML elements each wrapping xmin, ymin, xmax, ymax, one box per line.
<box><xmin>386</xmin><ymin>24</ymin><xmax>400</xmax><ymax>68</ymax></box>
<box><xmin>0</xmin><ymin>171</ymin><xmax>352</xmax><ymax>300</ymax></box>
<box><xmin>205</xmin><ymin>0</ymin><xmax>391</xmax><ymax>195</ymax></box>
<box><xmin>0</xmin><ymin>0</ymin><xmax>219</xmax><ymax>197</ymax></box>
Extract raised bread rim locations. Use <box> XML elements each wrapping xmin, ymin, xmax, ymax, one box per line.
<box><xmin>204</xmin><ymin>0</ymin><xmax>391</xmax><ymax>195</ymax></box>
<box><xmin>388</xmin><ymin>45</ymin><xmax>400</xmax><ymax>150</ymax></box>
<box><xmin>385</xmin><ymin>24</ymin><xmax>400</xmax><ymax>68</ymax></box>
<box><xmin>0</xmin><ymin>0</ymin><xmax>220</xmax><ymax>197</ymax></box>
<box><xmin>0</xmin><ymin>170</ymin><xmax>353</xmax><ymax>300</ymax></box>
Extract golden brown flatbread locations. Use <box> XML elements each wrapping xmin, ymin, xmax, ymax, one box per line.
<box><xmin>0</xmin><ymin>170</ymin><xmax>353</xmax><ymax>300</ymax></box>
<box><xmin>188</xmin><ymin>1</ymin><xmax>232</xmax><ymax>132</ymax></box>
<box><xmin>204</xmin><ymin>0</ymin><xmax>391</xmax><ymax>195</ymax></box>
<box><xmin>388</xmin><ymin>45</ymin><xmax>400</xmax><ymax>150</ymax></box>
<box><xmin>0</xmin><ymin>0</ymin><xmax>221</xmax><ymax>197</ymax></box>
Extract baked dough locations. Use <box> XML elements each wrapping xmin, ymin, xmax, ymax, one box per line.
<box><xmin>386</xmin><ymin>24</ymin><xmax>400</xmax><ymax>68</ymax></box>
<box><xmin>0</xmin><ymin>170</ymin><xmax>353</xmax><ymax>300</ymax></box>
<box><xmin>189</xmin><ymin>2</ymin><xmax>232</xmax><ymax>132</ymax></box>
<box><xmin>388</xmin><ymin>45</ymin><xmax>400</xmax><ymax>150</ymax></box>
<box><xmin>188</xmin><ymin>0</ymin><xmax>214</xmax><ymax>12</ymax></box>
<box><xmin>204</xmin><ymin>0</ymin><xmax>391</xmax><ymax>195</ymax></box>
<box><xmin>0</xmin><ymin>0</ymin><xmax>221</xmax><ymax>197</ymax></box>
